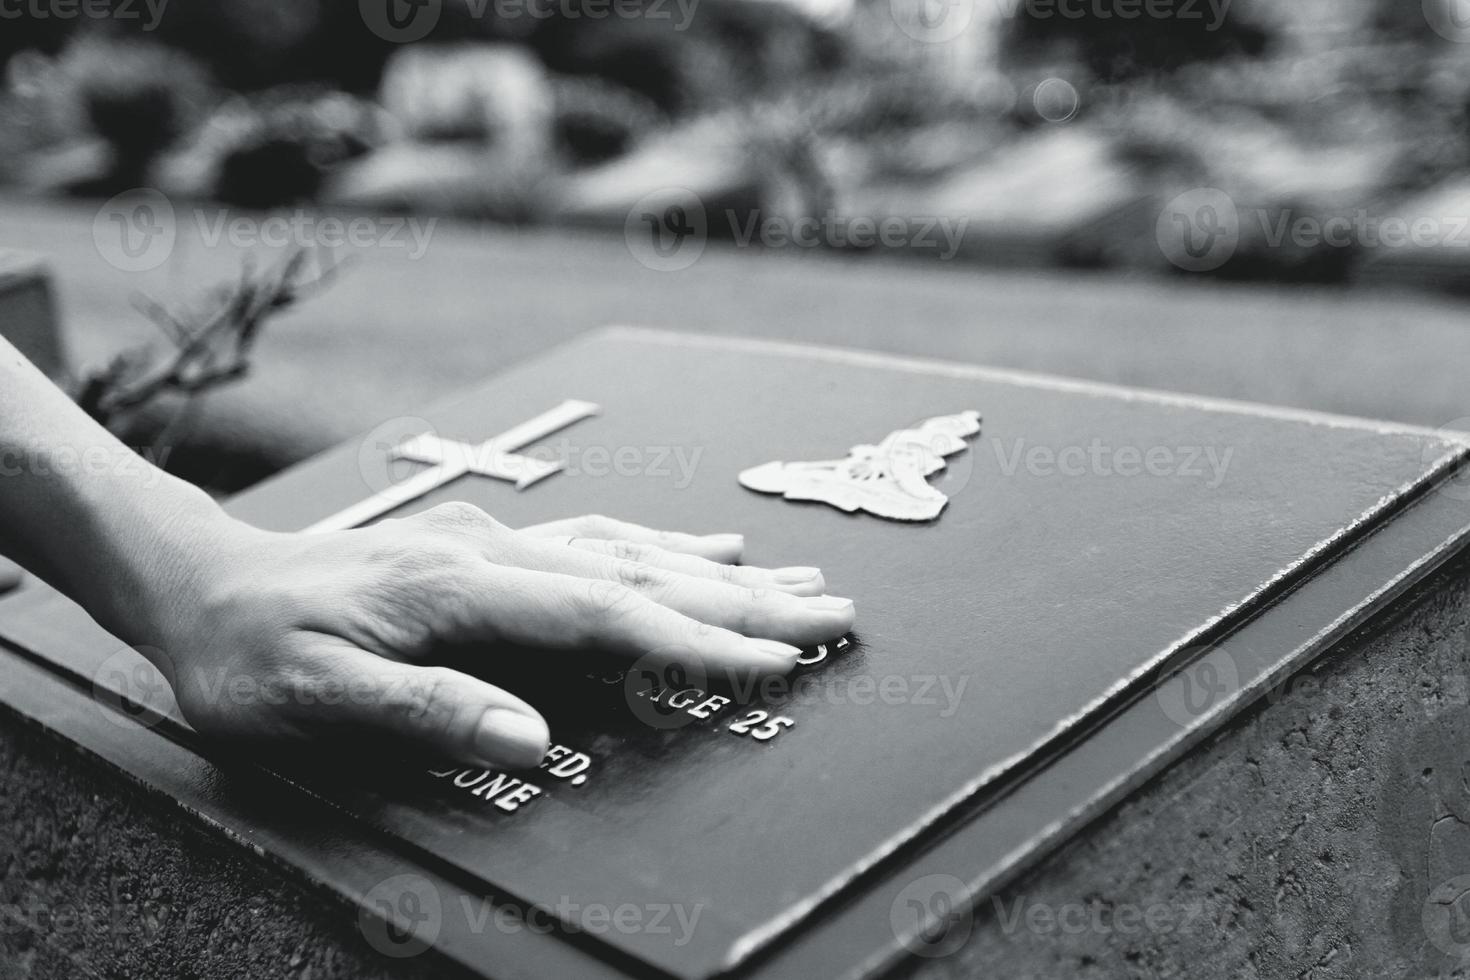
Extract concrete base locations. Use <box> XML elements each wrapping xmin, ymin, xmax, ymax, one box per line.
<box><xmin>934</xmin><ymin>555</ymin><xmax>1470</xmax><ymax>980</ymax></box>
<box><xmin>0</xmin><ymin>709</ymin><xmax>473</xmax><ymax>980</ymax></box>
<box><xmin>3</xmin><ymin>555</ymin><xmax>1470</xmax><ymax>977</ymax></box>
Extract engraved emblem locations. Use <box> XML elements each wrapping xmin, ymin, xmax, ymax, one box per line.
<box><xmin>739</xmin><ymin>411</ymin><xmax>982</xmax><ymax>522</ymax></box>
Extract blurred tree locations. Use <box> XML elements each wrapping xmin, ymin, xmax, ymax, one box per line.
<box><xmin>66</xmin><ymin>35</ymin><xmax>215</xmax><ymax>192</ymax></box>
<box><xmin>201</xmin><ymin>89</ymin><xmax>383</xmax><ymax>207</ymax></box>
<box><xmin>527</xmin><ymin>0</ymin><xmax>845</xmax><ymax>114</ymax></box>
<box><xmin>1002</xmin><ymin>1</ymin><xmax>1272</xmax><ymax>80</ymax></box>
<box><xmin>552</xmin><ymin>77</ymin><xmax>664</xmax><ymax>165</ymax></box>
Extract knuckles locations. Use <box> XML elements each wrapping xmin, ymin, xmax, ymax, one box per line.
<box><xmin>572</xmin><ymin>513</ymin><xmax>613</xmax><ymax>536</ymax></box>
<box><xmin>579</xmin><ymin>579</ymin><xmax>643</xmax><ymax>625</ymax></box>
<box><xmin>612</xmin><ymin>560</ymin><xmax>666</xmax><ymax>593</ymax></box>
<box><xmin>417</xmin><ymin>501</ymin><xmax>506</xmax><ymax>536</ymax></box>
<box><xmin>607</xmin><ymin>538</ymin><xmax>652</xmax><ymax>563</ymax></box>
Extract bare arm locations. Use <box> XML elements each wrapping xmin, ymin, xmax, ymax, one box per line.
<box><xmin>0</xmin><ymin>336</ymin><xmax>854</xmax><ymax>769</ymax></box>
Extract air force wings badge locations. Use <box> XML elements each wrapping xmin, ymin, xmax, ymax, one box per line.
<box><xmin>738</xmin><ymin>411</ymin><xmax>982</xmax><ymax>522</ymax></box>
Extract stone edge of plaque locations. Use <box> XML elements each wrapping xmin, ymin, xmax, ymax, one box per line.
<box><xmin>733</xmin><ymin>469</ymin><xmax>1470</xmax><ymax>980</ymax></box>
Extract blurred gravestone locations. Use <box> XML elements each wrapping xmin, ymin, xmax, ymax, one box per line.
<box><xmin>0</xmin><ymin>250</ymin><xmax>63</xmax><ymax>379</ymax></box>
<box><xmin>0</xmin><ymin>250</ymin><xmax>55</xmax><ymax>596</ymax></box>
<box><xmin>551</xmin><ymin>116</ymin><xmax>762</xmax><ymax>228</ymax></box>
<box><xmin>1354</xmin><ymin>178</ymin><xmax>1470</xmax><ymax>294</ymax></box>
<box><xmin>856</xmin><ymin>129</ymin><xmax>1149</xmax><ymax>265</ymax></box>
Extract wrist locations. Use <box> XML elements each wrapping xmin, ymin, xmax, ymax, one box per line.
<box><xmin>80</xmin><ymin>475</ymin><xmax>263</xmax><ymax>648</ymax></box>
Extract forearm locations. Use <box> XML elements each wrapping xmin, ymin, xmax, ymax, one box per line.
<box><xmin>0</xmin><ymin>336</ymin><xmax>240</xmax><ymax>644</ymax></box>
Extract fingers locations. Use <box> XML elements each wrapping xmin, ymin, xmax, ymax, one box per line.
<box><xmin>566</xmin><ymin>538</ymin><xmax>826</xmax><ymax>596</ymax></box>
<box><xmin>0</xmin><ymin>556</ymin><xmax>22</xmax><ymax>594</ymax></box>
<box><xmin>518</xmin><ymin>514</ymin><xmax>744</xmax><ymax>562</ymax></box>
<box><xmin>401</xmin><ymin>503</ymin><xmax>854</xmax><ymax>659</ymax></box>
<box><xmin>446</xmin><ymin>565</ymin><xmax>806</xmax><ymax>681</ymax></box>
<box><xmin>506</xmin><ymin>538</ymin><xmax>853</xmax><ymax>647</ymax></box>
<box><xmin>307</xmin><ymin>645</ymin><xmax>551</xmax><ymax>770</ymax></box>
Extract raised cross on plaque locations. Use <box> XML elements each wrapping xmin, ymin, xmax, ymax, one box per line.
<box><xmin>305</xmin><ymin>400</ymin><xmax>600</xmax><ymax>533</ymax></box>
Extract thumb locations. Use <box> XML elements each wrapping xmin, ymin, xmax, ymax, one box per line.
<box><xmin>313</xmin><ymin>648</ymin><xmax>551</xmax><ymax>770</ymax></box>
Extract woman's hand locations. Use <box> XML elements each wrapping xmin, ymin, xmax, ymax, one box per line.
<box><xmin>0</xmin><ymin>338</ymin><xmax>851</xmax><ymax>771</ymax></box>
<box><xmin>144</xmin><ymin>503</ymin><xmax>855</xmax><ymax>771</ymax></box>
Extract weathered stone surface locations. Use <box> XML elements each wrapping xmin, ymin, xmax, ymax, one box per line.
<box><xmin>0</xmin><ymin>713</ymin><xmax>473</xmax><ymax>980</ymax></box>
<box><xmin>908</xmin><ymin>557</ymin><xmax>1470</xmax><ymax>980</ymax></box>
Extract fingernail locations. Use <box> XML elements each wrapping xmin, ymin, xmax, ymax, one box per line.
<box><xmin>803</xmin><ymin>595</ymin><xmax>855</xmax><ymax>613</ymax></box>
<box><xmin>773</xmin><ymin>566</ymin><xmax>821</xmax><ymax>585</ymax></box>
<box><xmin>474</xmin><ymin>710</ymin><xmax>549</xmax><ymax>769</ymax></box>
<box><xmin>748</xmin><ymin>638</ymin><xmax>802</xmax><ymax>660</ymax></box>
<box><xmin>703</xmin><ymin>533</ymin><xmax>745</xmax><ymax>548</ymax></box>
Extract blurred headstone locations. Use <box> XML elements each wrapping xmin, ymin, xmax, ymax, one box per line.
<box><xmin>0</xmin><ymin>250</ymin><xmax>64</xmax><ymax>379</ymax></box>
<box><xmin>325</xmin><ymin>44</ymin><xmax>553</xmax><ymax>215</ymax></box>
<box><xmin>551</xmin><ymin>117</ymin><xmax>761</xmax><ymax>226</ymax></box>
<box><xmin>324</xmin><ymin>141</ymin><xmax>534</xmax><ymax>216</ymax></box>
<box><xmin>379</xmin><ymin>44</ymin><xmax>552</xmax><ymax>158</ymax></box>
<box><xmin>1354</xmin><ymin>178</ymin><xmax>1470</xmax><ymax>293</ymax></box>
<box><xmin>856</xmin><ymin>128</ymin><xmax>1148</xmax><ymax>265</ymax></box>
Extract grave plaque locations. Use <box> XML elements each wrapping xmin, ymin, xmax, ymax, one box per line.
<box><xmin>1</xmin><ymin>327</ymin><xmax>1469</xmax><ymax>978</ymax></box>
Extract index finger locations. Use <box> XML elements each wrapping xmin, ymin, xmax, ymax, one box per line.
<box><xmin>445</xmin><ymin>564</ymin><xmax>802</xmax><ymax>682</ymax></box>
<box><xmin>517</xmin><ymin>515</ymin><xmax>744</xmax><ymax>562</ymax></box>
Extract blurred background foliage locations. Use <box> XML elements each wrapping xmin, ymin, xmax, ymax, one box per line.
<box><xmin>3</xmin><ymin>0</ymin><xmax>1470</xmax><ymax>282</ymax></box>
